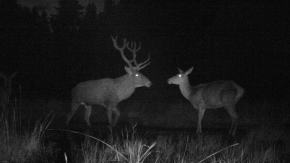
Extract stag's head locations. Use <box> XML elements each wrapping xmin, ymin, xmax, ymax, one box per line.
<box><xmin>168</xmin><ymin>67</ymin><xmax>193</xmax><ymax>85</ymax></box>
<box><xmin>112</xmin><ymin>36</ymin><xmax>151</xmax><ymax>88</ymax></box>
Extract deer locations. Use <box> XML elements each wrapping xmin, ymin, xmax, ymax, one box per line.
<box><xmin>0</xmin><ymin>72</ymin><xmax>17</xmax><ymax>115</ymax></box>
<box><xmin>168</xmin><ymin>67</ymin><xmax>244</xmax><ymax>136</ymax></box>
<box><xmin>66</xmin><ymin>36</ymin><xmax>152</xmax><ymax>127</ymax></box>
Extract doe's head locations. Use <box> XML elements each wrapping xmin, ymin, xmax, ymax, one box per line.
<box><xmin>168</xmin><ymin>67</ymin><xmax>193</xmax><ymax>85</ymax></box>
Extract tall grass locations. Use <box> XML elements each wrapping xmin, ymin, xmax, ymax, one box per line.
<box><xmin>64</xmin><ymin>126</ymin><xmax>156</xmax><ymax>163</ymax></box>
<box><xmin>77</xmin><ymin>126</ymin><xmax>284</xmax><ymax>163</ymax></box>
<box><xmin>0</xmin><ymin>113</ymin><xmax>285</xmax><ymax>163</ymax></box>
<box><xmin>0</xmin><ymin>111</ymin><xmax>54</xmax><ymax>162</ymax></box>
<box><xmin>0</xmin><ymin>97</ymin><xmax>287</xmax><ymax>163</ymax></box>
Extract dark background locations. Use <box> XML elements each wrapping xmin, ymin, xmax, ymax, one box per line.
<box><xmin>1</xmin><ymin>0</ymin><xmax>290</xmax><ymax>105</ymax></box>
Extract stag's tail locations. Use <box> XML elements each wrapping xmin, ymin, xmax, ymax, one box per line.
<box><xmin>230</xmin><ymin>81</ymin><xmax>245</xmax><ymax>103</ymax></box>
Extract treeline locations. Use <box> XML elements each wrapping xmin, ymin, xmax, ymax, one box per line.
<box><xmin>0</xmin><ymin>0</ymin><xmax>206</xmax><ymax>98</ymax></box>
<box><xmin>0</xmin><ymin>0</ymin><xmax>165</xmax><ymax>98</ymax></box>
<box><xmin>0</xmin><ymin>0</ymin><xmax>288</xmax><ymax>99</ymax></box>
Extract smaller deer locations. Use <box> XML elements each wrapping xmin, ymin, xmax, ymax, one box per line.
<box><xmin>66</xmin><ymin>36</ymin><xmax>151</xmax><ymax>127</ymax></box>
<box><xmin>0</xmin><ymin>72</ymin><xmax>17</xmax><ymax>114</ymax></box>
<box><xmin>168</xmin><ymin>67</ymin><xmax>244</xmax><ymax>136</ymax></box>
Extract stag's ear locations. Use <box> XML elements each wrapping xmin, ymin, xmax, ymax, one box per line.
<box><xmin>185</xmin><ymin>67</ymin><xmax>193</xmax><ymax>75</ymax></box>
<box><xmin>125</xmin><ymin>66</ymin><xmax>133</xmax><ymax>75</ymax></box>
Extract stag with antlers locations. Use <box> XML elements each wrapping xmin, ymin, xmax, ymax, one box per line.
<box><xmin>66</xmin><ymin>36</ymin><xmax>151</xmax><ymax>127</ymax></box>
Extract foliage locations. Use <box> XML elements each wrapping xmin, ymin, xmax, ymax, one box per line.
<box><xmin>67</xmin><ymin>128</ymin><xmax>284</xmax><ymax>163</ymax></box>
<box><xmin>0</xmin><ymin>112</ymin><xmax>55</xmax><ymax>162</ymax></box>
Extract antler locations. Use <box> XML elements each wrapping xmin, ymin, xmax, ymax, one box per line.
<box><xmin>111</xmin><ymin>36</ymin><xmax>150</xmax><ymax>70</ymax></box>
<box><xmin>127</xmin><ymin>41</ymin><xmax>150</xmax><ymax>70</ymax></box>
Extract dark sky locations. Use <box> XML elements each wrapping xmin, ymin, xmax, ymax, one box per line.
<box><xmin>17</xmin><ymin>0</ymin><xmax>117</xmax><ymax>15</ymax></box>
<box><xmin>2</xmin><ymin>1</ymin><xmax>290</xmax><ymax>102</ymax></box>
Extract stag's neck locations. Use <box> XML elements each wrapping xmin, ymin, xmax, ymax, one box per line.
<box><xmin>114</xmin><ymin>74</ymin><xmax>136</xmax><ymax>101</ymax></box>
<box><xmin>179</xmin><ymin>78</ymin><xmax>192</xmax><ymax>100</ymax></box>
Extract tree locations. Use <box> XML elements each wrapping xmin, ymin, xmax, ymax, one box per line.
<box><xmin>0</xmin><ymin>0</ymin><xmax>22</xmax><ymax>70</ymax></box>
<box><xmin>50</xmin><ymin>0</ymin><xmax>84</xmax><ymax>89</ymax></box>
<box><xmin>0</xmin><ymin>0</ymin><xmax>22</xmax><ymax>50</ymax></box>
<box><xmin>81</xmin><ymin>2</ymin><xmax>98</xmax><ymax>45</ymax></box>
<box><xmin>82</xmin><ymin>2</ymin><xmax>98</xmax><ymax>34</ymax></box>
<box><xmin>51</xmin><ymin>0</ymin><xmax>83</xmax><ymax>35</ymax></box>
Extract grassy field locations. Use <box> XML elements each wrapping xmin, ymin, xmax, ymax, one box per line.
<box><xmin>0</xmin><ymin>97</ymin><xmax>289</xmax><ymax>162</ymax></box>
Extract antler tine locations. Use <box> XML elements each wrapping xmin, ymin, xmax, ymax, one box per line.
<box><xmin>127</xmin><ymin>41</ymin><xmax>141</xmax><ymax>66</ymax></box>
<box><xmin>136</xmin><ymin>54</ymin><xmax>150</xmax><ymax>70</ymax></box>
<box><xmin>111</xmin><ymin>36</ymin><xmax>133</xmax><ymax>68</ymax></box>
<box><xmin>112</xmin><ymin>36</ymin><xmax>150</xmax><ymax>70</ymax></box>
<box><xmin>127</xmin><ymin>40</ymin><xmax>150</xmax><ymax>70</ymax></box>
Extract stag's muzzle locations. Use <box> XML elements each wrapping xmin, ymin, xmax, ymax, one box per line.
<box><xmin>146</xmin><ymin>82</ymin><xmax>152</xmax><ymax>87</ymax></box>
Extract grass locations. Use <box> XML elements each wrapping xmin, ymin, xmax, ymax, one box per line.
<box><xmin>0</xmin><ymin>110</ymin><xmax>56</xmax><ymax>162</ymax></box>
<box><xmin>63</xmin><ymin>125</ymin><xmax>284</xmax><ymax>163</ymax></box>
<box><xmin>0</xmin><ymin>98</ymin><xmax>288</xmax><ymax>162</ymax></box>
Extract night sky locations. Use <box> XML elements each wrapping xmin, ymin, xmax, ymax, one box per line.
<box><xmin>1</xmin><ymin>0</ymin><xmax>290</xmax><ymax>104</ymax></box>
<box><xmin>17</xmin><ymin>0</ymin><xmax>109</xmax><ymax>15</ymax></box>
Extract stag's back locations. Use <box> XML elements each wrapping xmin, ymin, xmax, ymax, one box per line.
<box><xmin>72</xmin><ymin>78</ymin><xmax>119</xmax><ymax>106</ymax></box>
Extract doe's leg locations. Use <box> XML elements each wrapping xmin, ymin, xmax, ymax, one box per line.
<box><xmin>225</xmin><ymin>105</ymin><xmax>238</xmax><ymax>136</ymax></box>
<box><xmin>197</xmin><ymin>108</ymin><xmax>206</xmax><ymax>134</ymax></box>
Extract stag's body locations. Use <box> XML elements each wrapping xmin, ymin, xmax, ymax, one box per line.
<box><xmin>168</xmin><ymin>67</ymin><xmax>244</xmax><ymax>136</ymax></box>
<box><xmin>66</xmin><ymin>36</ymin><xmax>151</xmax><ymax>126</ymax></box>
<box><xmin>69</xmin><ymin>76</ymin><xmax>141</xmax><ymax>126</ymax></box>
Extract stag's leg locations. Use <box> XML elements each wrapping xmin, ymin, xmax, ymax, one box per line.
<box><xmin>112</xmin><ymin>107</ymin><xmax>120</xmax><ymax>126</ymax></box>
<box><xmin>66</xmin><ymin>102</ymin><xmax>80</xmax><ymax>125</ymax></box>
<box><xmin>225</xmin><ymin>105</ymin><xmax>238</xmax><ymax>136</ymax></box>
<box><xmin>197</xmin><ymin>107</ymin><xmax>206</xmax><ymax>134</ymax></box>
<box><xmin>106</xmin><ymin>107</ymin><xmax>113</xmax><ymax>126</ymax></box>
<box><xmin>84</xmin><ymin>104</ymin><xmax>92</xmax><ymax>126</ymax></box>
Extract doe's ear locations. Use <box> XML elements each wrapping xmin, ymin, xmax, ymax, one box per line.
<box><xmin>185</xmin><ymin>67</ymin><xmax>193</xmax><ymax>75</ymax></box>
<box><xmin>177</xmin><ymin>67</ymin><xmax>183</xmax><ymax>73</ymax></box>
<box><xmin>125</xmin><ymin>66</ymin><xmax>133</xmax><ymax>75</ymax></box>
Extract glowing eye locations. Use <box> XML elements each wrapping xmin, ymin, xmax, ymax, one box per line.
<box><xmin>178</xmin><ymin>74</ymin><xmax>182</xmax><ymax>77</ymax></box>
<box><xmin>135</xmin><ymin>74</ymin><xmax>139</xmax><ymax>77</ymax></box>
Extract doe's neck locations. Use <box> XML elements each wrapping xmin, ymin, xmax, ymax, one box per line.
<box><xmin>179</xmin><ymin>78</ymin><xmax>192</xmax><ymax>100</ymax></box>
